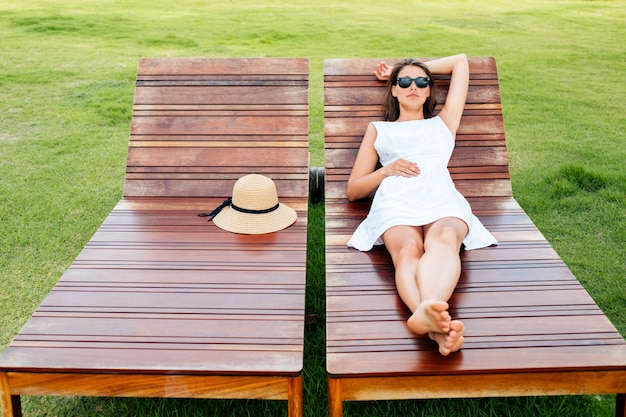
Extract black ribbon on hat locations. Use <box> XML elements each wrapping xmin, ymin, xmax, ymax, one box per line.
<box><xmin>198</xmin><ymin>198</ymin><xmax>233</xmax><ymax>221</ymax></box>
<box><xmin>198</xmin><ymin>197</ymin><xmax>280</xmax><ymax>221</ymax></box>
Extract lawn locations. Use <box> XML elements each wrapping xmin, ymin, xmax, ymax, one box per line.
<box><xmin>1</xmin><ymin>0</ymin><xmax>624</xmax><ymax>416</ymax></box>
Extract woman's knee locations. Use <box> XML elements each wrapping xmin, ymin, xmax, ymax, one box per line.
<box><xmin>426</xmin><ymin>223</ymin><xmax>465</xmax><ymax>249</ymax></box>
<box><xmin>383</xmin><ymin>226</ymin><xmax>424</xmax><ymax>264</ymax></box>
<box><xmin>397</xmin><ymin>238</ymin><xmax>424</xmax><ymax>261</ymax></box>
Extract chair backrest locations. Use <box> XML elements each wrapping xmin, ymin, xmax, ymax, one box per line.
<box><xmin>124</xmin><ymin>58</ymin><xmax>309</xmax><ymax>199</ymax></box>
<box><xmin>324</xmin><ymin>57</ymin><xmax>511</xmax><ymax>200</ymax></box>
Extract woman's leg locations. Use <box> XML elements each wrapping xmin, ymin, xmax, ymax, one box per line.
<box><xmin>383</xmin><ymin>218</ymin><xmax>468</xmax><ymax>355</ymax></box>
<box><xmin>383</xmin><ymin>226</ymin><xmax>455</xmax><ymax>338</ymax></box>
<box><xmin>416</xmin><ymin>217</ymin><xmax>468</xmax><ymax>355</ymax></box>
<box><xmin>417</xmin><ymin>217</ymin><xmax>468</xmax><ymax>303</ymax></box>
<box><xmin>382</xmin><ymin>225</ymin><xmax>425</xmax><ymax>313</ymax></box>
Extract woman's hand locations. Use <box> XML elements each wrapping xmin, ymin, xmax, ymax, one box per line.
<box><xmin>381</xmin><ymin>158</ymin><xmax>420</xmax><ymax>178</ymax></box>
<box><xmin>375</xmin><ymin>61</ymin><xmax>392</xmax><ymax>81</ymax></box>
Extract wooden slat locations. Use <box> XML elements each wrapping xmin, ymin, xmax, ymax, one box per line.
<box><xmin>323</xmin><ymin>57</ymin><xmax>626</xmax><ymax>417</ymax></box>
<box><xmin>133</xmin><ymin>86</ymin><xmax>308</xmax><ymax>105</ymax></box>
<box><xmin>333</xmin><ymin>370</ymin><xmax>626</xmax><ymax>402</ymax></box>
<box><xmin>137</xmin><ymin>57</ymin><xmax>309</xmax><ymax>76</ymax></box>
<box><xmin>4</xmin><ymin>372</ymin><xmax>299</xmax><ymax>402</ymax></box>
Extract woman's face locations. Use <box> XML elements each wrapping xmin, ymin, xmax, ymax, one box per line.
<box><xmin>392</xmin><ymin>65</ymin><xmax>430</xmax><ymax>114</ymax></box>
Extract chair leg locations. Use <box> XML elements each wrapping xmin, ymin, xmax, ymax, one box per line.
<box><xmin>12</xmin><ymin>395</ymin><xmax>23</xmax><ymax>417</ymax></box>
<box><xmin>1</xmin><ymin>372</ymin><xmax>21</xmax><ymax>417</ymax></box>
<box><xmin>328</xmin><ymin>377</ymin><xmax>343</xmax><ymax>417</ymax></box>
<box><xmin>616</xmin><ymin>393</ymin><xmax>625</xmax><ymax>417</ymax></box>
<box><xmin>288</xmin><ymin>375</ymin><xmax>303</xmax><ymax>417</ymax></box>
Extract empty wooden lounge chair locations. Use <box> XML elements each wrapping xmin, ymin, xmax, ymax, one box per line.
<box><xmin>0</xmin><ymin>57</ymin><xmax>309</xmax><ymax>417</ymax></box>
<box><xmin>324</xmin><ymin>57</ymin><xmax>626</xmax><ymax>417</ymax></box>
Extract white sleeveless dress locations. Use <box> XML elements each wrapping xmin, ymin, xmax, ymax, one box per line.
<box><xmin>347</xmin><ymin>116</ymin><xmax>497</xmax><ymax>251</ymax></box>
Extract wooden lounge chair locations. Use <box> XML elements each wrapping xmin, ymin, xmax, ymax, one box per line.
<box><xmin>0</xmin><ymin>58</ymin><xmax>309</xmax><ymax>417</ymax></box>
<box><xmin>324</xmin><ymin>57</ymin><xmax>626</xmax><ymax>417</ymax></box>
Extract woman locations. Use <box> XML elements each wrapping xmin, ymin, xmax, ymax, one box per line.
<box><xmin>346</xmin><ymin>54</ymin><xmax>497</xmax><ymax>356</ymax></box>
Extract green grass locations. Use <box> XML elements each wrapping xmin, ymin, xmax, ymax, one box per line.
<box><xmin>1</xmin><ymin>0</ymin><xmax>625</xmax><ymax>415</ymax></box>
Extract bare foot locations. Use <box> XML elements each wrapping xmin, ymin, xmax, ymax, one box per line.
<box><xmin>406</xmin><ymin>300</ymin><xmax>451</xmax><ymax>335</ymax></box>
<box><xmin>428</xmin><ymin>320</ymin><xmax>465</xmax><ymax>356</ymax></box>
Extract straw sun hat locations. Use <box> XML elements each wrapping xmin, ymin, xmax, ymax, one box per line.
<box><xmin>200</xmin><ymin>174</ymin><xmax>297</xmax><ymax>235</ymax></box>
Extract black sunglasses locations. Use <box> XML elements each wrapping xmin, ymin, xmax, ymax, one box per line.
<box><xmin>396</xmin><ymin>76</ymin><xmax>430</xmax><ymax>89</ymax></box>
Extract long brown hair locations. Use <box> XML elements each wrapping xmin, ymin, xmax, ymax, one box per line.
<box><xmin>381</xmin><ymin>59</ymin><xmax>437</xmax><ymax>122</ymax></box>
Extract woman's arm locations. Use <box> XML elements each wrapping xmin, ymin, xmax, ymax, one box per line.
<box><xmin>425</xmin><ymin>54</ymin><xmax>469</xmax><ymax>135</ymax></box>
<box><xmin>374</xmin><ymin>54</ymin><xmax>469</xmax><ymax>135</ymax></box>
<box><xmin>346</xmin><ymin>124</ymin><xmax>382</xmax><ymax>201</ymax></box>
<box><xmin>346</xmin><ymin>124</ymin><xmax>420</xmax><ymax>201</ymax></box>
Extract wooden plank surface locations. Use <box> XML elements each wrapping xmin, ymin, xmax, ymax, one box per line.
<box><xmin>125</xmin><ymin>57</ymin><xmax>309</xmax><ymax>199</ymax></box>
